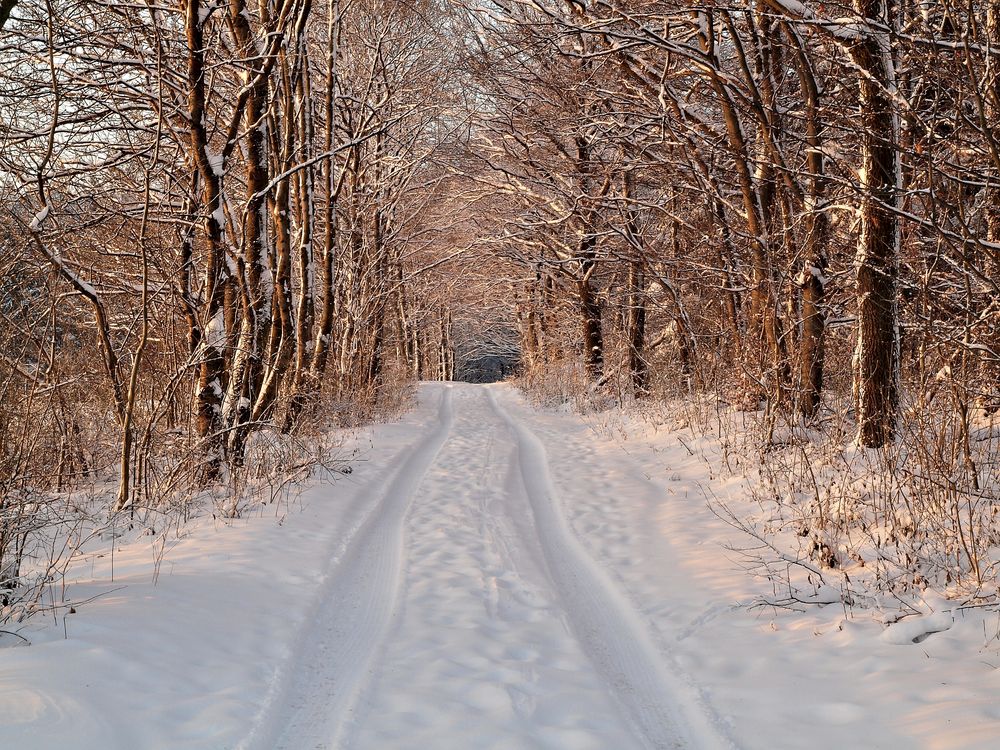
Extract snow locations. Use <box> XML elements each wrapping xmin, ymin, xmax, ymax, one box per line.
<box><xmin>203</xmin><ymin>311</ymin><xmax>226</xmax><ymax>351</ymax></box>
<box><xmin>766</xmin><ymin>1</ymin><xmax>866</xmax><ymax>42</ymax></box>
<box><xmin>880</xmin><ymin>612</ymin><xmax>954</xmax><ymax>646</ymax></box>
<box><xmin>245</xmin><ymin>389</ymin><xmax>454</xmax><ymax>750</ymax></box>
<box><xmin>38</xmin><ymin>244</ymin><xmax>100</xmax><ymax>299</ymax></box>
<box><xmin>28</xmin><ymin>205</ymin><xmax>49</xmax><ymax>231</ymax></box>
<box><xmin>2</xmin><ymin>383</ymin><xmax>1000</xmax><ymax>749</ymax></box>
<box><xmin>796</xmin><ymin>262</ymin><xmax>828</xmax><ymax>287</ymax></box>
<box><xmin>205</xmin><ymin>148</ymin><xmax>224</xmax><ymax>177</ymax></box>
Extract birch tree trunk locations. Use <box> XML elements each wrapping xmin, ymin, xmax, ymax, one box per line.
<box><xmin>186</xmin><ymin>0</ymin><xmax>228</xmax><ymax>478</ymax></box>
<box><xmin>225</xmin><ymin>0</ymin><xmax>272</xmax><ymax>459</ymax></box>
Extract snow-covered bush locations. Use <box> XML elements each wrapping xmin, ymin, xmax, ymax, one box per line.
<box><xmin>726</xmin><ymin>392</ymin><xmax>1000</xmax><ymax>609</ymax></box>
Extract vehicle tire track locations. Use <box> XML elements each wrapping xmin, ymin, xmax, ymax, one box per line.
<box><xmin>344</xmin><ymin>386</ymin><xmax>642</xmax><ymax>750</ymax></box>
<box><xmin>487</xmin><ymin>387</ymin><xmax>733</xmax><ymax>750</ymax></box>
<box><xmin>239</xmin><ymin>386</ymin><xmax>455</xmax><ymax>750</ymax></box>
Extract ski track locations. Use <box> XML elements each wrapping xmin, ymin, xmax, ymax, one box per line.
<box><xmin>239</xmin><ymin>386</ymin><xmax>454</xmax><ymax>750</ymax></box>
<box><xmin>242</xmin><ymin>383</ymin><xmax>729</xmax><ymax>750</ymax></box>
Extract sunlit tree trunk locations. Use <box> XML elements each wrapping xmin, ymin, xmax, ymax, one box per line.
<box><xmin>224</xmin><ymin>0</ymin><xmax>273</xmax><ymax>458</ymax></box>
<box><xmin>787</xmin><ymin>23</ymin><xmax>829</xmax><ymax>419</ymax></box>
<box><xmin>852</xmin><ymin>0</ymin><xmax>900</xmax><ymax>447</ymax></box>
<box><xmin>986</xmin><ymin>3</ymin><xmax>1000</xmax><ymax>268</ymax></box>
<box><xmin>309</xmin><ymin>0</ymin><xmax>342</xmax><ymax>392</ymax></box>
<box><xmin>698</xmin><ymin>11</ymin><xmax>777</xmax><ymax>402</ymax></box>
<box><xmin>186</xmin><ymin>0</ymin><xmax>228</xmax><ymax>478</ymax></box>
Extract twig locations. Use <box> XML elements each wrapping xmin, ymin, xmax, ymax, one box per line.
<box><xmin>0</xmin><ymin>629</ymin><xmax>31</xmax><ymax>645</ymax></box>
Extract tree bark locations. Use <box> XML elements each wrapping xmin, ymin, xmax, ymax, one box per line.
<box><xmin>578</xmin><ymin>269</ymin><xmax>604</xmax><ymax>379</ymax></box>
<box><xmin>698</xmin><ymin>11</ymin><xmax>780</xmax><ymax>402</ymax></box>
<box><xmin>186</xmin><ymin>0</ymin><xmax>228</xmax><ymax>479</ymax></box>
<box><xmin>852</xmin><ymin>0</ymin><xmax>900</xmax><ymax>447</ymax></box>
<box><xmin>576</xmin><ymin>135</ymin><xmax>605</xmax><ymax>380</ymax></box>
<box><xmin>223</xmin><ymin>0</ymin><xmax>273</xmax><ymax>453</ymax></box>
<box><xmin>787</xmin><ymin>22</ymin><xmax>828</xmax><ymax>418</ymax></box>
<box><xmin>308</xmin><ymin>0</ymin><xmax>342</xmax><ymax>392</ymax></box>
<box><xmin>626</xmin><ymin>260</ymin><xmax>647</xmax><ymax>393</ymax></box>
<box><xmin>985</xmin><ymin>3</ymin><xmax>1000</xmax><ymax>270</ymax></box>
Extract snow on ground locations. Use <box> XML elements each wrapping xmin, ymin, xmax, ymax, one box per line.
<box><xmin>2</xmin><ymin>382</ymin><xmax>1000</xmax><ymax>749</ymax></box>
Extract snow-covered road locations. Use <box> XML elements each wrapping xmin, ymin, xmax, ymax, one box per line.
<box><xmin>244</xmin><ymin>383</ymin><xmax>729</xmax><ymax>750</ymax></box>
<box><xmin>6</xmin><ymin>382</ymin><xmax>1000</xmax><ymax>750</ymax></box>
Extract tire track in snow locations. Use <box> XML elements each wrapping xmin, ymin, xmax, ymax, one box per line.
<box><xmin>487</xmin><ymin>387</ymin><xmax>733</xmax><ymax>750</ymax></box>
<box><xmin>239</xmin><ymin>386</ymin><xmax>454</xmax><ymax>750</ymax></box>
<box><xmin>343</xmin><ymin>385</ymin><xmax>642</xmax><ymax>750</ymax></box>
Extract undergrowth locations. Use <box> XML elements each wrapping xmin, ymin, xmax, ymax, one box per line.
<box><xmin>515</xmin><ymin>359</ymin><xmax>1000</xmax><ymax>615</ymax></box>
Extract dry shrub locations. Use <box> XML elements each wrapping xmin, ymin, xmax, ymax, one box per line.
<box><xmin>724</xmin><ymin>387</ymin><xmax>1000</xmax><ymax>610</ymax></box>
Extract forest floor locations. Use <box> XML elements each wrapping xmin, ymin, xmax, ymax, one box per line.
<box><xmin>2</xmin><ymin>382</ymin><xmax>1000</xmax><ymax>749</ymax></box>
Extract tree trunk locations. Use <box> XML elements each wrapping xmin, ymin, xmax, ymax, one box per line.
<box><xmin>223</xmin><ymin>0</ymin><xmax>271</xmax><ymax>452</ymax></box>
<box><xmin>852</xmin><ymin>0</ymin><xmax>900</xmax><ymax>447</ymax></box>
<box><xmin>285</xmin><ymin>49</ymin><xmax>318</xmax><ymax>432</ymax></box>
<box><xmin>574</xmin><ymin>132</ymin><xmax>606</xmax><ymax>380</ymax></box>
<box><xmin>986</xmin><ymin>3</ymin><xmax>1000</xmax><ymax>272</ymax></box>
<box><xmin>186</xmin><ymin>0</ymin><xmax>228</xmax><ymax>479</ymax></box>
<box><xmin>520</xmin><ymin>299</ymin><xmax>540</xmax><ymax>372</ymax></box>
<box><xmin>787</xmin><ymin>22</ymin><xmax>828</xmax><ymax>418</ymax></box>
<box><xmin>698</xmin><ymin>11</ymin><xmax>778</xmax><ymax>403</ymax></box>
<box><xmin>622</xmin><ymin>171</ymin><xmax>647</xmax><ymax>392</ymax></box>
<box><xmin>579</xmin><ymin>270</ymin><xmax>604</xmax><ymax>379</ymax></box>
<box><xmin>626</xmin><ymin>260</ymin><xmax>647</xmax><ymax>393</ymax></box>
<box><xmin>308</xmin><ymin>0</ymin><xmax>342</xmax><ymax>393</ymax></box>
<box><xmin>0</xmin><ymin>0</ymin><xmax>17</xmax><ymax>30</ymax></box>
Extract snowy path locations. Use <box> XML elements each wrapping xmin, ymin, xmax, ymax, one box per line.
<box><xmin>243</xmin><ymin>387</ymin><xmax>455</xmax><ymax>750</ymax></box>
<box><xmin>243</xmin><ymin>383</ymin><xmax>727</xmax><ymax>750</ymax></box>
<box><xmin>10</xmin><ymin>382</ymin><xmax>1000</xmax><ymax>750</ymax></box>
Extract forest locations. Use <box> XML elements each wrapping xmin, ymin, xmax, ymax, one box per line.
<box><xmin>2</xmin><ymin>0</ymin><xmax>999</xmax><ymax>622</ymax></box>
